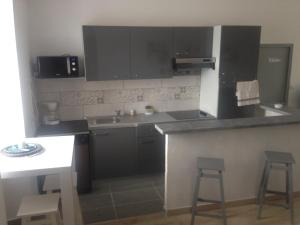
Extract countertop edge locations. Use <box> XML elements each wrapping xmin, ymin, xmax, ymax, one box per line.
<box><xmin>155</xmin><ymin>114</ymin><xmax>300</xmax><ymax>135</ymax></box>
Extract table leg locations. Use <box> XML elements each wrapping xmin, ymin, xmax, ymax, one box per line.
<box><xmin>0</xmin><ymin>177</ymin><xmax>8</xmax><ymax>225</ymax></box>
<box><xmin>60</xmin><ymin>168</ymin><xmax>76</xmax><ymax>225</ymax></box>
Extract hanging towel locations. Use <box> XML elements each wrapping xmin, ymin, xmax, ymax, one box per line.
<box><xmin>236</xmin><ymin>80</ymin><xmax>260</xmax><ymax>106</ymax></box>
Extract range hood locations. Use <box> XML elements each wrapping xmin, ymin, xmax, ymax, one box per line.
<box><xmin>173</xmin><ymin>57</ymin><xmax>216</xmax><ymax>74</ymax></box>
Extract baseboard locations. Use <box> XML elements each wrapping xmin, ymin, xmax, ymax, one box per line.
<box><xmin>7</xmin><ymin>218</ymin><xmax>21</xmax><ymax>225</ymax></box>
<box><xmin>166</xmin><ymin>191</ymin><xmax>300</xmax><ymax>216</ymax></box>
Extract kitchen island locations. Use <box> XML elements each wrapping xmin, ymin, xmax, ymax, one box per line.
<box><xmin>155</xmin><ymin>106</ymin><xmax>300</xmax><ymax>212</ymax></box>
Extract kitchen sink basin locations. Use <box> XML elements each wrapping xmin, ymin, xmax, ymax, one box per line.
<box><xmin>95</xmin><ymin>118</ymin><xmax>115</xmax><ymax>124</ymax></box>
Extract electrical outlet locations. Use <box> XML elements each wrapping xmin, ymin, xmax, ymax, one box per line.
<box><xmin>175</xmin><ymin>93</ymin><xmax>180</xmax><ymax>100</ymax></box>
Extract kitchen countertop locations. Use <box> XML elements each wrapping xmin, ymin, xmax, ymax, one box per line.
<box><xmin>87</xmin><ymin>111</ymin><xmax>214</xmax><ymax>129</ymax></box>
<box><xmin>36</xmin><ymin>120</ymin><xmax>89</xmax><ymax>137</ymax></box>
<box><xmin>155</xmin><ymin>105</ymin><xmax>300</xmax><ymax>134</ymax></box>
<box><xmin>88</xmin><ymin>112</ymin><xmax>176</xmax><ymax>129</ymax></box>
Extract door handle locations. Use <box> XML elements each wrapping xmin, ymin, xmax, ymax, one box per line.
<box><xmin>92</xmin><ymin>132</ymin><xmax>109</xmax><ymax>136</ymax></box>
<box><xmin>140</xmin><ymin>140</ymin><xmax>155</xmax><ymax>144</ymax></box>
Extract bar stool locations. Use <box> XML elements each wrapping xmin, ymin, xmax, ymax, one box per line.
<box><xmin>191</xmin><ymin>157</ymin><xmax>227</xmax><ymax>225</ymax></box>
<box><xmin>257</xmin><ymin>151</ymin><xmax>295</xmax><ymax>224</ymax></box>
<box><xmin>17</xmin><ymin>193</ymin><xmax>62</xmax><ymax>225</ymax></box>
<box><xmin>43</xmin><ymin>174</ymin><xmax>84</xmax><ymax>225</ymax></box>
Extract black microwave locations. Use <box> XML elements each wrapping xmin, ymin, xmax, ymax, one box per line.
<box><xmin>37</xmin><ymin>56</ymin><xmax>80</xmax><ymax>78</ymax></box>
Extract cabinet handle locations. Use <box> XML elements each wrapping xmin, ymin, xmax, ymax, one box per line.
<box><xmin>92</xmin><ymin>132</ymin><xmax>109</xmax><ymax>136</ymax></box>
<box><xmin>140</xmin><ymin>140</ymin><xmax>155</xmax><ymax>144</ymax></box>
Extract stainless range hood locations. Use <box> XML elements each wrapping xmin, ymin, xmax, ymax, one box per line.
<box><xmin>173</xmin><ymin>57</ymin><xmax>216</xmax><ymax>75</ymax></box>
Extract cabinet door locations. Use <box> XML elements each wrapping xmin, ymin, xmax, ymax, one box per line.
<box><xmin>75</xmin><ymin>134</ymin><xmax>91</xmax><ymax>194</ymax></box>
<box><xmin>91</xmin><ymin>128</ymin><xmax>137</xmax><ymax>179</ymax></box>
<box><xmin>83</xmin><ymin>26</ymin><xmax>130</xmax><ymax>81</ymax></box>
<box><xmin>131</xmin><ymin>27</ymin><xmax>173</xmax><ymax>79</ymax></box>
<box><xmin>173</xmin><ymin>27</ymin><xmax>213</xmax><ymax>58</ymax></box>
<box><xmin>138</xmin><ymin>133</ymin><xmax>165</xmax><ymax>174</ymax></box>
<box><xmin>219</xmin><ymin>26</ymin><xmax>261</xmax><ymax>84</ymax></box>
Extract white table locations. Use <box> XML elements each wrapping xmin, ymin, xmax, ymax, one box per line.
<box><xmin>0</xmin><ymin>136</ymin><xmax>76</xmax><ymax>225</ymax></box>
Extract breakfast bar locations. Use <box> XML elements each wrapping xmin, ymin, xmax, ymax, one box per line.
<box><xmin>0</xmin><ymin>136</ymin><xmax>77</xmax><ymax>225</ymax></box>
<box><xmin>156</xmin><ymin>107</ymin><xmax>300</xmax><ymax>211</ymax></box>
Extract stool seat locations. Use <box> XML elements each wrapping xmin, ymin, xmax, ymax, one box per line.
<box><xmin>17</xmin><ymin>193</ymin><xmax>60</xmax><ymax>217</ymax></box>
<box><xmin>265</xmin><ymin>151</ymin><xmax>295</xmax><ymax>164</ymax></box>
<box><xmin>258</xmin><ymin>150</ymin><xmax>295</xmax><ymax>224</ymax></box>
<box><xmin>198</xmin><ymin>157</ymin><xmax>225</xmax><ymax>171</ymax></box>
<box><xmin>191</xmin><ymin>157</ymin><xmax>227</xmax><ymax>225</ymax></box>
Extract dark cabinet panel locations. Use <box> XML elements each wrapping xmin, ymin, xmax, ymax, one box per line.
<box><xmin>90</xmin><ymin>127</ymin><xmax>137</xmax><ymax>179</ymax></box>
<box><xmin>137</xmin><ymin>124</ymin><xmax>165</xmax><ymax>174</ymax></box>
<box><xmin>219</xmin><ymin>26</ymin><xmax>261</xmax><ymax>83</ymax></box>
<box><xmin>75</xmin><ymin>134</ymin><xmax>91</xmax><ymax>194</ymax></box>
<box><xmin>173</xmin><ymin>27</ymin><xmax>213</xmax><ymax>58</ymax></box>
<box><xmin>217</xmin><ymin>26</ymin><xmax>261</xmax><ymax>119</ymax></box>
<box><xmin>131</xmin><ymin>27</ymin><xmax>173</xmax><ymax>79</ymax></box>
<box><xmin>83</xmin><ymin>26</ymin><xmax>130</xmax><ymax>81</ymax></box>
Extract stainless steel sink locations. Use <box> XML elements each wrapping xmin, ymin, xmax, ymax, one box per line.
<box><xmin>89</xmin><ymin>116</ymin><xmax>120</xmax><ymax>125</ymax></box>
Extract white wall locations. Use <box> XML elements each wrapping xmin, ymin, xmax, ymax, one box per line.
<box><xmin>165</xmin><ymin>123</ymin><xmax>300</xmax><ymax>210</ymax></box>
<box><xmin>1</xmin><ymin>0</ymin><xmax>40</xmax><ymax>220</ymax></box>
<box><xmin>25</xmin><ymin>0</ymin><xmax>300</xmax><ymax>106</ymax></box>
<box><xmin>14</xmin><ymin>0</ymin><xmax>38</xmax><ymax>137</ymax></box>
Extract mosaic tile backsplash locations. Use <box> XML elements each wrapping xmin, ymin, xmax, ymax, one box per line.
<box><xmin>35</xmin><ymin>76</ymin><xmax>201</xmax><ymax>121</ymax></box>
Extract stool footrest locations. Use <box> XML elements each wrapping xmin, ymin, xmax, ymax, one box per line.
<box><xmin>264</xmin><ymin>201</ymin><xmax>289</xmax><ymax>209</ymax></box>
<box><xmin>266</xmin><ymin>190</ymin><xmax>287</xmax><ymax>196</ymax></box>
<box><xmin>201</xmin><ymin>174</ymin><xmax>221</xmax><ymax>179</ymax></box>
<box><xmin>270</xmin><ymin>165</ymin><xmax>288</xmax><ymax>170</ymax></box>
<box><xmin>198</xmin><ymin>198</ymin><xmax>222</xmax><ymax>204</ymax></box>
<box><xmin>196</xmin><ymin>212</ymin><xmax>224</xmax><ymax>219</ymax></box>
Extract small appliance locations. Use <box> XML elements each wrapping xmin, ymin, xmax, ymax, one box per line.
<box><xmin>42</xmin><ymin>101</ymin><xmax>60</xmax><ymax>125</ymax></box>
<box><xmin>37</xmin><ymin>56</ymin><xmax>79</xmax><ymax>78</ymax></box>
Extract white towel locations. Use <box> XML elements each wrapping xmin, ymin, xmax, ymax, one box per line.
<box><xmin>236</xmin><ymin>80</ymin><xmax>260</xmax><ymax>107</ymax></box>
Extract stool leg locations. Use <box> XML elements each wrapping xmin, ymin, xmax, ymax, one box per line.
<box><xmin>219</xmin><ymin>171</ymin><xmax>227</xmax><ymax>225</ymax></box>
<box><xmin>191</xmin><ymin>169</ymin><xmax>202</xmax><ymax>225</ymax></box>
<box><xmin>287</xmin><ymin>164</ymin><xmax>294</xmax><ymax>224</ymax></box>
<box><xmin>21</xmin><ymin>217</ymin><xmax>29</xmax><ymax>225</ymax></box>
<box><xmin>257</xmin><ymin>161</ymin><xmax>267</xmax><ymax>204</ymax></box>
<box><xmin>257</xmin><ymin>162</ymin><xmax>271</xmax><ymax>219</ymax></box>
<box><xmin>286</xmin><ymin>163</ymin><xmax>289</xmax><ymax>209</ymax></box>
<box><xmin>50</xmin><ymin>212</ymin><xmax>59</xmax><ymax>225</ymax></box>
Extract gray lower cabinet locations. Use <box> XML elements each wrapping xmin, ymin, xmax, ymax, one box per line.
<box><xmin>90</xmin><ymin>127</ymin><xmax>137</xmax><ymax>179</ymax></box>
<box><xmin>83</xmin><ymin>26</ymin><xmax>130</xmax><ymax>81</ymax></box>
<box><xmin>130</xmin><ymin>27</ymin><xmax>173</xmax><ymax>79</ymax></box>
<box><xmin>137</xmin><ymin>124</ymin><xmax>165</xmax><ymax>174</ymax></box>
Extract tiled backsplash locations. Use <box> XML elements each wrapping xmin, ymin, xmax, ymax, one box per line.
<box><xmin>35</xmin><ymin>76</ymin><xmax>201</xmax><ymax>121</ymax></box>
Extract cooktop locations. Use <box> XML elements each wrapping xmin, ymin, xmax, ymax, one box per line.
<box><xmin>166</xmin><ymin>110</ymin><xmax>212</xmax><ymax>121</ymax></box>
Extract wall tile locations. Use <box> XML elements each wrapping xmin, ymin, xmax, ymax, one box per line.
<box><xmin>82</xmin><ymin>80</ymin><xmax>123</xmax><ymax>90</ymax></box>
<box><xmin>36</xmin><ymin>77</ymin><xmax>201</xmax><ymax>118</ymax></box>
<box><xmin>35</xmin><ymin>79</ymin><xmax>61</xmax><ymax>92</ymax></box>
<box><xmin>123</xmin><ymin>79</ymin><xmax>162</xmax><ymax>89</ymax></box>
<box><xmin>60</xmin><ymin>91</ymin><xmax>104</xmax><ymax>106</ymax></box>
<box><xmin>37</xmin><ymin>92</ymin><xmax>60</xmax><ymax>102</ymax></box>
<box><xmin>179</xmin><ymin>86</ymin><xmax>200</xmax><ymax>100</ymax></box>
<box><xmin>161</xmin><ymin>99</ymin><xmax>200</xmax><ymax>112</ymax></box>
<box><xmin>59</xmin><ymin>105</ymin><xmax>83</xmax><ymax>121</ymax></box>
<box><xmin>161</xmin><ymin>75</ymin><xmax>200</xmax><ymax>87</ymax></box>
<box><xmin>143</xmin><ymin>87</ymin><xmax>180</xmax><ymax>102</ymax></box>
<box><xmin>58</xmin><ymin>78</ymin><xmax>84</xmax><ymax>91</ymax></box>
<box><xmin>83</xmin><ymin>103</ymin><xmax>124</xmax><ymax>117</ymax></box>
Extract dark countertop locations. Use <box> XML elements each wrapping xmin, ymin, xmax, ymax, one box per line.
<box><xmin>36</xmin><ymin>120</ymin><xmax>89</xmax><ymax>137</ymax></box>
<box><xmin>155</xmin><ymin>105</ymin><xmax>300</xmax><ymax>134</ymax></box>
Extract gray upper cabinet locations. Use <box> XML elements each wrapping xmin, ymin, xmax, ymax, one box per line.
<box><xmin>83</xmin><ymin>26</ymin><xmax>130</xmax><ymax>81</ymax></box>
<box><xmin>173</xmin><ymin>27</ymin><xmax>213</xmax><ymax>58</ymax></box>
<box><xmin>130</xmin><ymin>27</ymin><xmax>173</xmax><ymax>79</ymax></box>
